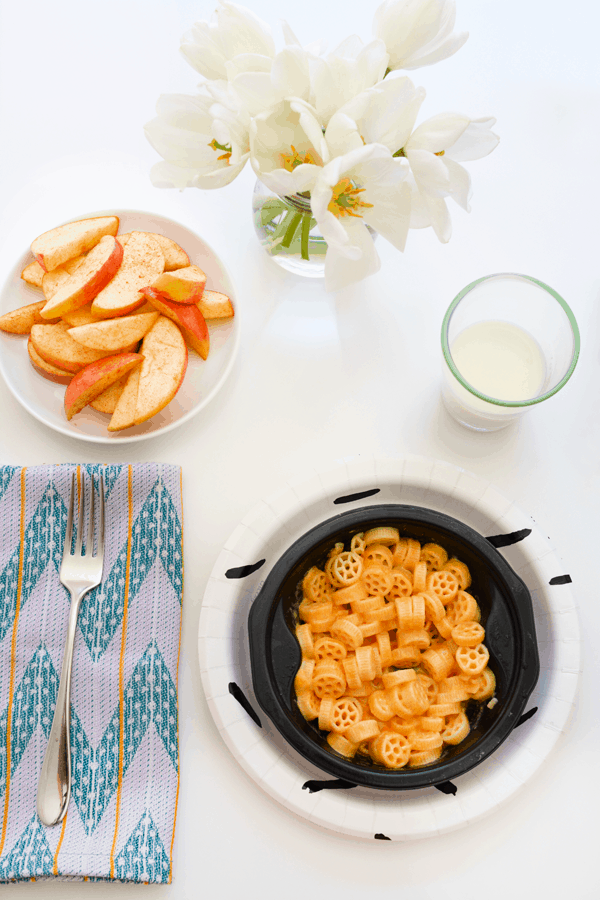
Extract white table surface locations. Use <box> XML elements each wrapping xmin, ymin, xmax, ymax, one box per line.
<box><xmin>0</xmin><ymin>1</ymin><xmax>597</xmax><ymax>896</ymax></box>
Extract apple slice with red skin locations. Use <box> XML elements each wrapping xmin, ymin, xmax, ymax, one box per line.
<box><xmin>27</xmin><ymin>337</ymin><xmax>72</xmax><ymax>382</ymax></box>
<box><xmin>68</xmin><ymin>311</ymin><xmax>158</xmax><ymax>351</ymax></box>
<box><xmin>91</xmin><ymin>232</ymin><xmax>164</xmax><ymax>319</ymax></box>
<box><xmin>0</xmin><ymin>300</ymin><xmax>60</xmax><ymax>334</ymax></box>
<box><xmin>133</xmin><ymin>317</ymin><xmax>187</xmax><ymax>426</ymax></box>
<box><xmin>40</xmin><ymin>235</ymin><xmax>123</xmax><ymax>319</ymax></box>
<box><xmin>31</xmin><ymin>215</ymin><xmax>119</xmax><ymax>272</ymax></box>
<box><xmin>64</xmin><ymin>352</ymin><xmax>143</xmax><ymax>420</ymax></box>
<box><xmin>21</xmin><ymin>261</ymin><xmax>45</xmax><ymax>287</ymax></box>
<box><xmin>142</xmin><ymin>287</ymin><xmax>209</xmax><ymax>359</ymax></box>
<box><xmin>31</xmin><ymin>321</ymin><xmax>136</xmax><ymax>373</ymax></box>
<box><xmin>150</xmin><ymin>265</ymin><xmax>206</xmax><ymax>304</ymax></box>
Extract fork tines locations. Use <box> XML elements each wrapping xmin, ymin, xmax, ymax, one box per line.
<box><xmin>64</xmin><ymin>471</ymin><xmax>105</xmax><ymax>559</ymax></box>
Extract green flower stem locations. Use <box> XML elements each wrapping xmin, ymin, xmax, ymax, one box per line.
<box><xmin>300</xmin><ymin>213</ymin><xmax>311</xmax><ymax>260</ymax></box>
<box><xmin>281</xmin><ymin>212</ymin><xmax>302</xmax><ymax>249</ymax></box>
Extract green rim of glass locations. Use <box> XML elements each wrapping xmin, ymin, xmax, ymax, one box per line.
<box><xmin>441</xmin><ymin>273</ymin><xmax>581</xmax><ymax>408</ymax></box>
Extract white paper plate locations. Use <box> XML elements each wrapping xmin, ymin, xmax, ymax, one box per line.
<box><xmin>198</xmin><ymin>455</ymin><xmax>580</xmax><ymax>841</ymax></box>
<box><xmin>0</xmin><ymin>209</ymin><xmax>240</xmax><ymax>443</ymax></box>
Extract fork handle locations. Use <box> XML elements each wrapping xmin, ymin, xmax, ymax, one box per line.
<box><xmin>37</xmin><ymin>592</ymin><xmax>81</xmax><ymax>827</ymax></box>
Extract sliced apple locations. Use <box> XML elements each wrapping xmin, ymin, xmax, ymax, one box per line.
<box><xmin>27</xmin><ymin>337</ymin><xmax>72</xmax><ymax>381</ymax></box>
<box><xmin>41</xmin><ymin>254</ymin><xmax>88</xmax><ymax>300</ymax></box>
<box><xmin>68</xmin><ymin>311</ymin><xmax>158</xmax><ymax>351</ymax></box>
<box><xmin>198</xmin><ymin>290</ymin><xmax>234</xmax><ymax>320</ymax></box>
<box><xmin>108</xmin><ymin>316</ymin><xmax>187</xmax><ymax>429</ymax></box>
<box><xmin>107</xmin><ymin>366</ymin><xmax>141</xmax><ymax>431</ymax></box>
<box><xmin>150</xmin><ymin>265</ymin><xmax>206</xmax><ymax>304</ymax></box>
<box><xmin>0</xmin><ymin>300</ymin><xmax>59</xmax><ymax>334</ymax></box>
<box><xmin>92</xmin><ymin>232</ymin><xmax>164</xmax><ymax>319</ymax></box>
<box><xmin>64</xmin><ymin>352</ymin><xmax>143</xmax><ymax>420</ymax></box>
<box><xmin>31</xmin><ymin>215</ymin><xmax>119</xmax><ymax>272</ymax></box>
<box><xmin>89</xmin><ymin>374</ymin><xmax>128</xmax><ymax>413</ymax></box>
<box><xmin>31</xmin><ymin>321</ymin><xmax>120</xmax><ymax>373</ymax></box>
<box><xmin>118</xmin><ymin>232</ymin><xmax>189</xmax><ymax>271</ymax></box>
<box><xmin>142</xmin><ymin>287</ymin><xmax>209</xmax><ymax>359</ymax></box>
<box><xmin>61</xmin><ymin>304</ymin><xmax>99</xmax><ymax>327</ymax></box>
<box><xmin>40</xmin><ymin>236</ymin><xmax>123</xmax><ymax>320</ymax></box>
<box><xmin>21</xmin><ymin>261</ymin><xmax>45</xmax><ymax>287</ymax></box>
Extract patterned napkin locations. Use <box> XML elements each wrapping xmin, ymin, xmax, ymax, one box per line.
<box><xmin>0</xmin><ymin>463</ymin><xmax>183</xmax><ymax>883</ymax></box>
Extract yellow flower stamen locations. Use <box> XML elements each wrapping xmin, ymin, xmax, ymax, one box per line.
<box><xmin>208</xmin><ymin>138</ymin><xmax>232</xmax><ymax>165</ymax></box>
<box><xmin>328</xmin><ymin>178</ymin><xmax>374</xmax><ymax>219</ymax></box>
<box><xmin>279</xmin><ymin>145</ymin><xmax>318</xmax><ymax>172</ymax></box>
<box><xmin>435</xmin><ymin>150</ymin><xmax>445</xmax><ymax>156</ymax></box>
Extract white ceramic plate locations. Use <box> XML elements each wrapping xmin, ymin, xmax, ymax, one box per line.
<box><xmin>0</xmin><ymin>209</ymin><xmax>240</xmax><ymax>443</ymax></box>
<box><xmin>199</xmin><ymin>455</ymin><xmax>580</xmax><ymax>840</ymax></box>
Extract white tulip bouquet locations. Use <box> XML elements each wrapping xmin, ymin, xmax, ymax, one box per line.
<box><xmin>145</xmin><ymin>0</ymin><xmax>499</xmax><ymax>291</ymax></box>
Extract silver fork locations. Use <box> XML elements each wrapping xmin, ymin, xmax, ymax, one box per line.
<box><xmin>37</xmin><ymin>471</ymin><xmax>105</xmax><ymax>827</ymax></box>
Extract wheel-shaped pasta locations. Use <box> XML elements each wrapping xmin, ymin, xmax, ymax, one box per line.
<box><xmin>391</xmin><ymin>538</ymin><xmax>409</xmax><ymax>566</ymax></box>
<box><xmin>362</xmin><ymin>564</ymin><xmax>393</xmax><ymax>596</ymax></box>
<box><xmin>341</xmin><ymin>654</ymin><xmax>362</xmax><ymax>690</ymax></box>
<box><xmin>370</xmin><ymin>731</ymin><xmax>411</xmax><ymax>768</ymax></box>
<box><xmin>294</xmin><ymin>658</ymin><xmax>315</xmax><ymax>692</ymax></box>
<box><xmin>421</xmin><ymin>590</ymin><xmax>445</xmax><ymax>622</ymax></box>
<box><xmin>443</xmin><ymin>558</ymin><xmax>472</xmax><ymax>590</ymax></box>
<box><xmin>295</xmin><ymin>624</ymin><xmax>315</xmax><ymax>659</ymax></box>
<box><xmin>364</xmin><ymin>526</ymin><xmax>400</xmax><ymax>546</ymax></box>
<box><xmin>451</xmin><ymin>621</ymin><xmax>485</xmax><ymax>647</ymax></box>
<box><xmin>387</xmin><ymin>567</ymin><xmax>413</xmax><ymax>600</ymax></box>
<box><xmin>327</xmin><ymin>732</ymin><xmax>358</xmax><ymax>757</ymax></box>
<box><xmin>303</xmin><ymin>566</ymin><xmax>333</xmax><ymax>602</ymax></box>
<box><xmin>455</xmin><ymin>643</ymin><xmax>489</xmax><ymax>676</ymax></box>
<box><xmin>344</xmin><ymin>719</ymin><xmax>380</xmax><ymax>743</ymax></box>
<box><xmin>426</xmin><ymin>569</ymin><xmax>459</xmax><ymax>603</ymax></box>
<box><xmin>368</xmin><ymin>689</ymin><xmax>396</xmax><ymax>722</ymax></box>
<box><xmin>412</xmin><ymin>560</ymin><xmax>428</xmax><ymax>593</ymax></box>
<box><xmin>441</xmin><ymin>711</ymin><xmax>470</xmax><ymax>744</ymax></box>
<box><xmin>296</xmin><ymin>690</ymin><xmax>320</xmax><ymax>720</ymax></box>
<box><xmin>445</xmin><ymin>590</ymin><xmax>478</xmax><ymax>627</ymax></box>
<box><xmin>330</xmin><ymin>697</ymin><xmax>363</xmax><ymax>733</ymax></box>
<box><xmin>362</xmin><ymin>543</ymin><xmax>393</xmax><ymax>569</ymax></box>
<box><xmin>328</xmin><ymin>551</ymin><xmax>363</xmax><ymax>586</ymax></box>
<box><xmin>420</xmin><ymin>542</ymin><xmax>448</xmax><ymax>572</ymax></box>
<box><xmin>312</xmin><ymin>660</ymin><xmax>346</xmax><ymax>699</ymax></box>
<box><xmin>471</xmin><ymin>666</ymin><xmax>496</xmax><ymax>700</ymax></box>
<box><xmin>409</xmin><ymin>746</ymin><xmax>442</xmax><ymax>767</ymax></box>
<box><xmin>293</xmin><ymin>529</ymin><xmax>494</xmax><ymax>769</ymax></box>
<box><xmin>330</xmin><ymin>618</ymin><xmax>363</xmax><ymax>650</ymax></box>
<box><xmin>409</xmin><ymin>731</ymin><xmax>443</xmax><ymax>753</ymax></box>
<box><xmin>350</xmin><ymin>532</ymin><xmax>366</xmax><ymax>555</ymax></box>
<box><xmin>313</xmin><ymin>636</ymin><xmax>348</xmax><ymax>661</ymax></box>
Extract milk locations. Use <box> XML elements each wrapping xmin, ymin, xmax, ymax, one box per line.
<box><xmin>442</xmin><ymin>320</ymin><xmax>547</xmax><ymax>430</ymax></box>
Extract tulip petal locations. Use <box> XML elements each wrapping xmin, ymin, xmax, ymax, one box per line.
<box><xmin>271</xmin><ymin>46</ymin><xmax>311</xmax><ymax>100</ymax></box>
<box><xmin>400</xmin><ymin>30</ymin><xmax>468</xmax><ymax>69</ymax></box>
<box><xmin>445</xmin><ymin>158</ymin><xmax>471</xmax><ymax>211</ymax></box>
<box><xmin>446</xmin><ymin>117</ymin><xmax>500</xmax><ymax>161</ymax></box>
<box><xmin>406</xmin><ymin>148</ymin><xmax>450</xmax><ymax>196</ymax></box>
<box><xmin>408</xmin><ymin>112</ymin><xmax>470</xmax><ymax>152</ymax></box>
<box><xmin>363</xmin><ymin>181</ymin><xmax>411</xmax><ymax>252</ymax></box>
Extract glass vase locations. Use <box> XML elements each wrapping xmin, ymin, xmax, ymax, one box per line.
<box><xmin>252</xmin><ymin>178</ymin><xmax>327</xmax><ymax>278</ymax></box>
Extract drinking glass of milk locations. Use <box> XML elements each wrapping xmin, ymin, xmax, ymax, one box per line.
<box><xmin>441</xmin><ymin>273</ymin><xmax>580</xmax><ymax>431</ymax></box>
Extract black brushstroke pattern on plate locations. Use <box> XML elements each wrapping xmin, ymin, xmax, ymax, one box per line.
<box><xmin>487</xmin><ymin>528</ymin><xmax>532</xmax><ymax>548</ymax></box>
<box><xmin>334</xmin><ymin>488</ymin><xmax>380</xmax><ymax>505</ymax></box>
<box><xmin>228</xmin><ymin>682</ymin><xmax>262</xmax><ymax>727</ymax></box>
<box><xmin>225</xmin><ymin>559</ymin><xmax>266</xmax><ymax>579</ymax></box>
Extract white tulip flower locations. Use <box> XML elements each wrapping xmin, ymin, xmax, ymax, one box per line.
<box><xmin>250</xmin><ymin>99</ymin><xmax>328</xmax><ymax>196</ymax></box>
<box><xmin>325</xmin><ymin>76</ymin><xmax>426</xmax><ymax>157</ymax></box>
<box><xmin>310</xmin><ymin>143</ymin><xmax>411</xmax><ymax>291</ymax></box>
<box><xmin>144</xmin><ymin>84</ymin><xmax>250</xmax><ymax>189</ymax></box>
<box><xmin>402</xmin><ymin>114</ymin><xmax>499</xmax><ymax>240</ymax></box>
<box><xmin>373</xmin><ymin>0</ymin><xmax>468</xmax><ymax>71</ymax></box>
<box><xmin>181</xmin><ymin>1</ymin><xmax>275</xmax><ymax>81</ymax></box>
<box><xmin>309</xmin><ymin>36</ymin><xmax>389</xmax><ymax>124</ymax></box>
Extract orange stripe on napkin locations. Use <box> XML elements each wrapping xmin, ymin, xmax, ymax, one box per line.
<box><xmin>0</xmin><ymin>468</ymin><xmax>27</xmax><ymax>856</ymax></box>
<box><xmin>109</xmin><ymin>465</ymin><xmax>133</xmax><ymax>878</ymax></box>
<box><xmin>167</xmin><ymin>468</ymin><xmax>185</xmax><ymax>882</ymax></box>
<box><xmin>52</xmin><ymin>814</ymin><xmax>68</xmax><ymax>875</ymax></box>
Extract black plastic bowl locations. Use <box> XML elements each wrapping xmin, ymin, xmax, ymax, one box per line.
<box><xmin>248</xmin><ymin>504</ymin><xmax>540</xmax><ymax>790</ymax></box>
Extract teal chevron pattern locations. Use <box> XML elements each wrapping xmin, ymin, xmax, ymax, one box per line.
<box><xmin>79</xmin><ymin>477</ymin><xmax>183</xmax><ymax>661</ymax></box>
<box><xmin>0</xmin><ymin>816</ymin><xmax>53</xmax><ymax>881</ymax></box>
<box><xmin>0</xmin><ymin>464</ymin><xmax>183</xmax><ymax>882</ymax></box>
<box><xmin>114</xmin><ymin>812</ymin><xmax>170</xmax><ymax>883</ymax></box>
<box><xmin>0</xmin><ymin>641</ymin><xmax>178</xmax><ymax>835</ymax></box>
<box><xmin>0</xmin><ymin>467</ymin><xmax>16</xmax><ymax>505</ymax></box>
